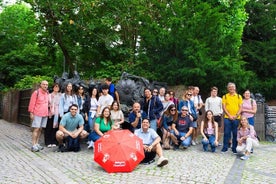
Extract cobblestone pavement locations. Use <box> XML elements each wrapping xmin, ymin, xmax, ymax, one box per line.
<box><xmin>1</xmin><ymin>119</ymin><xmax>276</xmax><ymax>184</ymax></box>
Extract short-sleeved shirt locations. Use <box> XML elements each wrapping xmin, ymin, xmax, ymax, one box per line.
<box><xmin>205</xmin><ymin>96</ymin><xmax>223</xmax><ymax>116</ymax></box>
<box><xmin>174</xmin><ymin>115</ymin><xmax>192</xmax><ymax>133</ymax></box>
<box><xmin>95</xmin><ymin>117</ymin><xmax>113</xmax><ymax>133</ymax></box>
<box><xmin>222</xmin><ymin>93</ymin><xmax>243</xmax><ymax>119</ymax></box>
<box><xmin>110</xmin><ymin>110</ymin><xmax>124</xmax><ymax>122</ymax></box>
<box><xmin>128</xmin><ymin>111</ymin><xmax>142</xmax><ymax>132</ymax></box>
<box><xmin>134</xmin><ymin>128</ymin><xmax>159</xmax><ymax>145</ymax></box>
<box><xmin>191</xmin><ymin>95</ymin><xmax>203</xmax><ymax>108</ymax></box>
<box><xmin>60</xmin><ymin>112</ymin><xmax>84</xmax><ymax>132</ymax></box>
<box><xmin>242</xmin><ymin>99</ymin><xmax>257</xmax><ymax>118</ymax></box>
<box><xmin>98</xmin><ymin>94</ymin><xmax>113</xmax><ymax>113</ymax></box>
<box><xmin>108</xmin><ymin>83</ymin><xmax>116</xmax><ymax>99</ymax></box>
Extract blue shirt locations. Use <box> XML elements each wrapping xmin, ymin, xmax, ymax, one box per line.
<box><xmin>174</xmin><ymin>114</ymin><xmax>192</xmax><ymax>133</ymax></box>
<box><xmin>134</xmin><ymin>128</ymin><xmax>159</xmax><ymax>145</ymax></box>
<box><xmin>60</xmin><ymin>112</ymin><xmax>84</xmax><ymax>132</ymax></box>
<box><xmin>109</xmin><ymin>83</ymin><xmax>116</xmax><ymax>99</ymax></box>
<box><xmin>128</xmin><ymin>111</ymin><xmax>142</xmax><ymax>132</ymax></box>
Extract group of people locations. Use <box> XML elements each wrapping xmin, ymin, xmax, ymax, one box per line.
<box><xmin>28</xmin><ymin>79</ymin><xmax>259</xmax><ymax>170</ymax></box>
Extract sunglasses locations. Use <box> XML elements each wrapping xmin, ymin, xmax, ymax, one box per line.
<box><xmin>187</xmin><ymin>94</ymin><xmax>192</xmax><ymax>96</ymax></box>
<box><xmin>153</xmin><ymin>91</ymin><xmax>158</xmax><ymax>93</ymax></box>
<box><xmin>181</xmin><ymin>109</ymin><xmax>188</xmax><ymax>111</ymax></box>
<box><xmin>170</xmin><ymin>109</ymin><xmax>176</xmax><ymax>111</ymax></box>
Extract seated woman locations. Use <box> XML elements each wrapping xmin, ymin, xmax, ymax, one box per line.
<box><xmin>161</xmin><ymin>104</ymin><xmax>178</xmax><ymax>149</ymax></box>
<box><xmin>237</xmin><ymin>116</ymin><xmax>259</xmax><ymax>160</ymax></box>
<box><xmin>110</xmin><ymin>101</ymin><xmax>124</xmax><ymax>129</ymax></box>
<box><xmin>88</xmin><ymin>107</ymin><xmax>115</xmax><ymax>148</ymax></box>
<box><xmin>200</xmin><ymin>110</ymin><xmax>219</xmax><ymax>152</ymax></box>
<box><xmin>171</xmin><ymin>106</ymin><xmax>193</xmax><ymax>149</ymax></box>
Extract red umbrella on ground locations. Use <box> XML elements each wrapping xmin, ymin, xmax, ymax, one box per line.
<box><xmin>94</xmin><ymin>129</ymin><xmax>145</xmax><ymax>173</ymax></box>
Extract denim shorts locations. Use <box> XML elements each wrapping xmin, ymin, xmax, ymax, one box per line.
<box><xmin>32</xmin><ymin>115</ymin><xmax>47</xmax><ymax>128</ymax></box>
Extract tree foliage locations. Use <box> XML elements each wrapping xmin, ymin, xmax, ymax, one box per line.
<box><xmin>3</xmin><ymin>0</ymin><xmax>274</xmax><ymax>100</ymax></box>
<box><xmin>0</xmin><ymin>3</ymin><xmax>50</xmax><ymax>89</ymax></box>
<box><xmin>241</xmin><ymin>0</ymin><xmax>276</xmax><ymax>99</ymax></box>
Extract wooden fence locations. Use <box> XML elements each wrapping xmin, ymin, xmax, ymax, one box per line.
<box><xmin>1</xmin><ymin>89</ymin><xmax>32</xmax><ymax>126</ymax></box>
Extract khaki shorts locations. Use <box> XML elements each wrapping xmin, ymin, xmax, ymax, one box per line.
<box><xmin>32</xmin><ymin>116</ymin><xmax>47</xmax><ymax>128</ymax></box>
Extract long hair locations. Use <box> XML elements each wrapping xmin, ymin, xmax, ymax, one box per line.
<box><xmin>203</xmin><ymin>110</ymin><xmax>215</xmax><ymax>130</ymax></box>
<box><xmin>238</xmin><ymin>116</ymin><xmax>250</xmax><ymax>130</ymax></box>
<box><xmin>163</xmin><ymin>104</ymin><xmax>178</xmax><ymax>122</ymax></box>
<box><xmin>100</xmin><ymin>107</ymin><xmax>112</xmax><ymax>125</ymax></box>
<box><xmin>90</xmin><ymin>87</ymin><xmax>99</xmax><ymax>100</ymax></box>
<box><xmin>181</xmin><ymin>90</ymin><xmax>190</xmax><ymax>101</ymax></box>
<box><xmin>64</xmin><ymin>82</ymin><xmax>75</xmax><ymax>100</ymax></box>
<box><xmin>111</xmin><ymin>101</ymin><xmax>120</xmax><ymax>111</ymax></box>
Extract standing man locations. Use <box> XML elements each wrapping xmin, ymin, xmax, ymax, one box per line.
<box><xmin>97</xmin><ymin>84</ymin><xmax>113</xmax><ymax>116</ymax></box>
<box><xmin>190</xmin><ymin>86</ymin><xmax>204</xmax><ymax>145</ymax></box>
<box><xmin>105</xmin><ymin>77</ymin><xmax>120</xmax><ymax>103</ymax></box>
<box><xmin>135</xmin><ymin>118</ymin><xmax>168</xmax><ymax>167</ymax></box>
<box><xmin>158</xmin><ymin>87</ymin><xmax>166</xmax><ymax>102</ymax></box>
<box><xmin>140</xmin><ymin>88</ymin><xmax>163</xmax><ymax>131</ymax></box>
<box><xmin>205</xmin><ymin>86</ymin><xmax>223</xmax><ymax>145</ymax></box>
<box><xmin>28</xmin><ymin>80</ymin><xmax>49</xmax><ymax>152</ymax></box>
<box><xmin>221</xmin><ymin>82</ymin><xmax>243</xmax><ymax>154</ymax></box>
<box><xmin>56</xmin><ymin>104</ymin><xmax>88</xmax><ymax>152</ymax></box>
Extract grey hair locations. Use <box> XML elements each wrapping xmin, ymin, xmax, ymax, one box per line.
<box><xmin>227</xmin><ymin>82</ymin><xmax>236</xmax><ymax>88</ymax></box>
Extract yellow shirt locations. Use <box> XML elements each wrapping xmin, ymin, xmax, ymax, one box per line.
<box><xmin>222</xmin><ymin>93</ymin><xmax>242</xmax><ymax>119</ymax></box>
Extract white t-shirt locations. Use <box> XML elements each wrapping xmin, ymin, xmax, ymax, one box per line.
<box><xmin>98</xmin><ymin>94</ymin><xmax>113</xmax><ymax>113</ymax></box>
<box><xmin>191</xmin><ymin>95</ymin><xmax>203</xmax><ymax>108</ymax></box>
<box><xmin>205</xmin><ymin>96</ymin><xmax>223</xmax><ymax>116</ymax></box>
<box><xmin>110</xmin><ymin>110</ymin><xmax>124</xmax><ymax>123</ymax></box>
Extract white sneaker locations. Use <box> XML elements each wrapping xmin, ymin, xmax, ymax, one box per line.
<box><xmin>191</xmin><ymin>141</ymin><xmax>196</xmax><ymax>146</ymax></box>
<box><xmin>87</xmin><ymin>141</ymin><xmax>94</xmax><ymax>149</ymax></box>
<box><xmin>31</xmin><ymin>145</ymin><xmax>39</xmax><ymax>152</ymax></box>
<box><xmin>36</xmin><ymin>144</ymin><xmax>44</xmax><ymax>150</ymax></box>
<box><xmin>157</xmin><ymin>156</ymin><xmax>168</xmax><ymax>167</ymax></box>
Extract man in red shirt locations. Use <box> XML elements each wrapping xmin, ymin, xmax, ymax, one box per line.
<box><xmin>28</xmin><ymin>80</ymin><xmax>49</xmax><ymax>152</ymax></box>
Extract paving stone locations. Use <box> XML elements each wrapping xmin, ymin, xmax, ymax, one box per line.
<box><xmin>1</xmin><ymin>119</ymin><xmax>276</xmax><ymax>183</ymax></box>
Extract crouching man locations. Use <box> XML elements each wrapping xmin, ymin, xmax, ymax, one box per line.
<box><xmin>134</xmin><ymin>118</ymin><xmax>168</xmax><ymax>167</ymax></box>
<box><xmin>56</xmin><ymin>104</ymin><xmax>88</xmax><ymax>152</ymax></box>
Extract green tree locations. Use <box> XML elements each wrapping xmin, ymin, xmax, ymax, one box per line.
<box><xmin>23</xmin><ymin>0</ymin><xmax>252</xmax><ymax>95</ymax></box>
<box><xmin>135</xmin><ymin>0</ymin><xmax>252</xmax><ymax>92</ymax></box>
<box><xmin>241</xmin><ymin>0</ymin><xmax>276</xmax><ymax>100</ymax></box>
<box><xmin>0</xmin><ymin>3</ymin><xmax>51</xmax><ymax>89</ymax></box>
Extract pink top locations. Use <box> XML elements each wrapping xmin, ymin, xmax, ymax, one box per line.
<box><xmin>237</xmin><ymin>125</ymin><xmax>258</xmax><ymax>143</ymax></box>
<box><xmin>49</xmin><ymin>92</ymin><xmax>61</xmax><ymax>117</ymax></box>
<box><xmin>242</xmin><ymin>98</ymin><xmax>257</xmax><ymax>118</ymax></box>
<box><xmin>28</xmin><ymin>88</ymin><xmax>49</xmax><ymax>117</ymax></box>
<box><xmin>204</xmin><ymin>122</ymin><xmax>215</xmax><ymax>135</ymax></box>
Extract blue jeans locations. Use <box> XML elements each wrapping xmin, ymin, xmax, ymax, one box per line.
<box><xmin>88</xmin><ymin>111</ymin><xmax>96</xmax><ymax>131</ymax></box>
<box><xmin>202</xmin><ymin>135</ymin><xmax>217</xmax><ymax>152</ymax></box>
<box><xmin>175</xmin><ymin>132</ymin><xmax>192</xmax><ymax>147</ymax></box>
<box><xmin>222</xmin><ymin>118</ymin><xmax>239</xmax><ymax>152</ymax></box>
<box><xmin>248</xmin><ymin>117</ymin><xmax>255</xmax><ymax>126</ymax></box>
<box><xmin>88</xmin><ymin>131</ymin><xmax>101</xmax><ymax>142</ymax></box>
<box><xmin>150</xmin><ymin>119</ymin><xmax>157</xmax><ymax>132</ymax></box>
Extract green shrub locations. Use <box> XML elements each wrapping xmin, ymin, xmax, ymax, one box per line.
<box><xmin>13</xmin><ymin>75</ymin><xmax>53</xmax><ymax>90</ymax></box>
